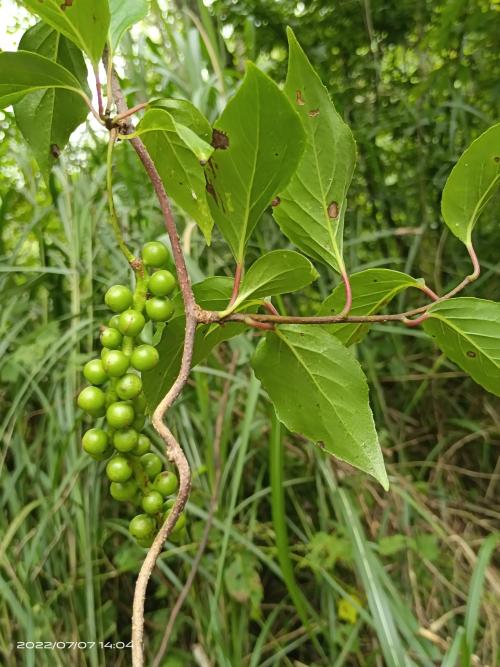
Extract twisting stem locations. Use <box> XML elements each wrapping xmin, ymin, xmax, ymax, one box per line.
<box><xmin>113</xmin><ymin>102</ymin><xmax>149</xmax><ymax>124</ymax></box>
<box><xmin>106</xmin><ymin>130</ymin><xmax>136</xmax><ymax>264</ymax></box>
<box><xmin>338</xmin><ymin>268</ymin><xmax>353</xmax><ymax>318</ymax></box>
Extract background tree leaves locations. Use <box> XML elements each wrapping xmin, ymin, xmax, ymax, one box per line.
<box><xmin>14</xmin><ymin>23</ymin><xmax>89</xmax><ymax>181</ymax></box>
<box><xmin>252</xmin><ymin>325</ymin><xmax>388</xmax><ymax>489</ymax></box>
<box><xmin>423</xmin><ymin>297</ymin><xmax>500</xmax><ymax>397</ymax></box>
<box><xmin>272</xmin><ymin>28</ymin><xmax>356</xmax><ymax>274</ymax></box>
<box><xmin>108</xmin><ymin>0</ymin><xmax>149</xmax><ymax>54</ymax></box>
<box><xmin>441</xmin><ymin>123</ymin><xmax>500</xmax><ymax>246</ymax></box>
<box><xmin>206</xmin><ymin>62</ymin><xmax>306</xmax><ymax>261</ymax></box>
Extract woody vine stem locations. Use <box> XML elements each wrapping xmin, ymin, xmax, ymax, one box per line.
<box><xmin>103</xmin><ymin>65</ymin><xmax>480</xmax><ymax>667</ymax></box>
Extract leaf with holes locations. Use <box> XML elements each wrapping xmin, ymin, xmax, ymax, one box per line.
<box><xmin>142</xmin><ymin>278</ymin><xmax>246</xmax><ymax>411</ymax></box>
<box><xmin>423</xmin><ymin>298</ymin><xmax>500</xmax><ymax>397</ymax></box>
<box><xmin>229</xmin><ymin>250</ymin><xmax>319</xmax><ymax>311</ymax></box>
<box><xmin>272</xmin><ymin>28</ymin><xmax>356</xmax><ymax>274</ymax></box>
<box><xmin>21</xmin><ymin>0</ymin><xmax>110</xmax><ymax>66</ymax></box>
<box><xmin>0</xmin><ymin>51</ymin><xmax>85</xmax><ymax>109</ymax></box>
<box><xmin>14</xmin><ymin>23</ymin><xmax>89</xmax><ymax>181</ymax></box>
<box><xmin>441</xmin><ymin>123</ymin><xmax>500</xmax><ymax>246</ymax></box>
<box><xmin>136</xmin><ymin>108</ymin><xmax>214</xmax><ymax>242</ymax></box>
<box><xmin>109</xmin><ymin>0</ymin><xmax>149</xmax><ymax>53</ymax></box>
<box><xmin>252</xmin><ymin>325</ymin><xmax>388</xmax><ymax>489</ymax></box>
<box><xmin>319</xmin><ymin>269</ymin><xmax>424</xmax><ymax>345</ymax></box>
<box><xmin>206</xmin><ymin>62</ymin><xmax>306</xmax><ymax>261</ymax></box>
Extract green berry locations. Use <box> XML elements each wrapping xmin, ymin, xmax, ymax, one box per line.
<box><xmin>145</xmin><ymin>297</ymin><xmax>174</xmax><ymax>322</ymax></box>
<box><xmin>110</xmin><ymin>479</ymin><xmax>139</xmax><ymax>502</ymax></box>
<box><xmin>163</xmin><ymin>498</ymin><xmax>175</xmax><ymax>511</ymax></box>
<box><xmin>105</xmin><ymin>387</ymin><xmax>119</xmax><ymax>407</ymax></box>
<box><xmin>118</xmin><ymin>309</ymin><xmax>146</xmax><ymax>337</ymax></box>
<box><xmin>163</xmin><ymin>509</ymin><xmax>186</xmax><ymax>535</ymax></box>
<box><xmin>106</xmin><ymin>401</ymin><xmax>135</xmax><ymax>429</ymax></box>
<box><xmin>87</xmin><ymin>447</ymin><xmax>113</xmax><ymax>462</ymax></box>
<box><xmin>133</xmin><ymin>393</ymin><xmax>147</xmax><ymax>414</ymax></box>
<box><xmin>116</xmin><ymin>373</ymin><xmax>143</xmax><ymax>400</ymax></box>
<box><xmin>131</xmin><ymin>345</ymin><xmax>159</xmax><ymax>371</ymax></box>
<box><xmin>141</xmin><ymin>491</ymin><xmax>164</xmax><ymax>514</ymax></box>
<box><xmin>83</xmin><ymin>358</ymin><xmax>108</xmax><ymax>385</ymax></box>
<box><xmin>82</xmin><ymin>428</ymin><xmax>109</xmax><ymax>456</ymax></box>
<box><xmin>103</xmin><ymin>350</ymin><xmax>129</xmax><ymax>377</ymax></box>
<box><xmin>154</xmin><ymin>471</ymin><xmax>178</xmax><ymax>497</ymax></box>
<box><xmin>106</xmin><ymin>456</ymin><xmax>133</xmax><ymax>482</ymax></box>
<box><xmin>136</xmin><ymin>534</ymin><xmax>155</xmax><ymax>548</ymax></box>
<box><xmin>129</xmin><ymin>513</ymin><xmax>155</xmax><ymax>539</ymax></box>
<box><xmin>108</xmin><ymin>314</ymin><xmax>121</xmax><ymax>329</ymax></box>
<box><xmin>105</xmin><ymin>285</ymin><xmax>133</xmax><ymax>312</ymax></box>
<box><xmin>142</xmin><ymin>241</ymin><xmax>170</xmax><ymax>268</ymax></box>
<box><xmin>149</xmin><ymin>270</ymin><xmax>176</xmax><ymax>297</ymax></box>
<box><xmin>77</xmin><ymin>386</ymin><xmax>106</xmax><ymax>416</ymax></box>
<box><xmin>140</xmin><ymin>452</ymin><xmax>162</xmax><ymax>479</ymax></box>
<box><xmin>133</xmin><ymin>415</ymin><xmax>146</xmax><ymax>431</ymax></box>
<box><xmin>100</xmin><ymin>327</ymin><xmax>123</xmax><ymax>349</ymax></box>
<box><xmin>113</xmin><ymin>428</ymin><xmax>139</xmax><ymax>452</ymax></box>
<box><xmin>133</xmin><ymin>434</ymin><xmax>151</xmax><ymax>456</ymax></box>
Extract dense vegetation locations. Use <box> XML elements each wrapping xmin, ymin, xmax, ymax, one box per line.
<box><xmin>0</xmin><ymin>1</ymin><xmax>499</xmax><ymax>666</ymax></box>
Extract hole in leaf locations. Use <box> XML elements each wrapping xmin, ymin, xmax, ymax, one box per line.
<box><xmin>296</xmin><ymin>89</ymin><xmax>305</xmax><ymax>106</ymax></box>
<box><xmin>308</xmin><ymin>108</ymin><xmax>320</xmax><ymax>117</ymax></box>
<box><xmin>466</xmin><ymin>350</ymin><xmax>476</xmax><ymax>358</ymax></box>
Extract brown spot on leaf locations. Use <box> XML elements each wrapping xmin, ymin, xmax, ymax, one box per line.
<box><xmin>271</xmin><ymin>196</ymin><xmax>281</xmax><ymax>207</ymax></box>
<box><xmin>50</xmin><ymin>144</ymin><xmax>61</xmax><ymax>159</ymax></box>
<box><xmin>211</xmin><ymin>129</ymin><xmax>229</xmax><ymax>150</ymax></box>
<box><xmin>494</xmin><ymin>156</ymin><xmax>500</xmax><ymax>163</ymax></box>
<box><xmin>308</xmin><ymin>108</ymin><xmax>320</xmax><ymax>117</ymax></box>
<box><xmin>60</xmin><ymin>0</ymin><xmax>73</xmax><ymax>9</ymax></box>
<box><xmin>466</xmin><ymin>350</ymin><xmax>476</xmax><ymax>358</ymax></box>
<box><xmin>296</xmin><ymin>89</ymin><xmax>305</xmax><ymax>106</ymax></box>
<box><xmin>328</xmin><ymin>201</ymin><xmax>339</xmax><ymax>219</ymax></box>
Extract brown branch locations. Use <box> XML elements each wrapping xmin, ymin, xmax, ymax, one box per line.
<box><xmin>152</xmin><ymin>351</ymin><xmax>239</xmax><ymax>667</ymax></box>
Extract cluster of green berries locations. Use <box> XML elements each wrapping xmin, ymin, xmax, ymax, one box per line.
<box><xmin>77</xmin><ymin>242</ymin><xmax>186</xmax><ymax>547</ymax></box>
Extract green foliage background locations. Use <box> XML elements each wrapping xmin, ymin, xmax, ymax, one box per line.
<box><xmin>0</xmin><ymin>1</ymin><xmax>499</xmax><ymax>665</ymax></box>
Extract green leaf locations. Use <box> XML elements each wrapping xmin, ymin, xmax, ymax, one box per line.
<box><xmin>142</xmin><ymin>278</ymin><xmax>245</xmax><ymax>411</ymax></box>
<box><xmin>206</xmin><ymin>62</ymin><xmax>306</xmax><ymax>261</ymax></box>
<box><xmin>423</xmin><ymin>297</ymin><xmax>500</xmax><ymax>396</ymax></box>
<box><xmin>230</xmin><ymin>250</ymin><xmax>319</xmax><ymax>311</ymax></box>
<box><xmin>273</xmin><ymin>28</ymin><xmax>356</xmax><ymax>274</ymax></box>
<box><xmin>151</xmin><ymin>98</ymin><xmax>212</xmax><ymax>144</ymax></box>
<box><xmin>14</xmin><ymin>23</ymin><xmax>89</xmax><ymax>181</ymax></box>
<box><xmin>109</xmin><ymin>0</ymin><xmax>149</xmax><ymax>53</ymax></box>
<box><xmin>252</xmin><ymin>325</ymin><xmax>388</xmax><ymax>489</ymax></box>
<box><xmin>20</xmin><ymin>0</ymin><xmax>110</xmax><ymax>66</ymax></box>
<box><xmin>441</xmin><ymin>123</ymin><xmax>500</xmax><ymax>245</ymax></box>
<box><xmin>136</xmin><ymin>108</ymin><xmax>214</xmax><ymax>242</ymax></box>
<box><xmin>224</xmin><ymin>553</ymin><xmax>263</xmax><ymax>620</ymax></box>
<box><xmin>319</xmin><ymin>269</ymin><xmax>424</xmax><ymax>345</ymax></box>
<box><xmin>0</xmin><ymin>51</ymin><xmax>85</xmax><ymax>109</ymax></box>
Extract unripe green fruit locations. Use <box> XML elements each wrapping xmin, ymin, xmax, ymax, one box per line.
<box><xmin>131</xmin><ymin>345</ymin><xmax>159</xmax><ymax>371</ymax></box>
<box><xmin>154</xmin><ymin>471</ymin><xmax>178</xmax><ymax>497</ymax></box>
<box><xmin>82</xmin><ymin>428</ymin><xmax>109</xmax><ymax>456</ymax></box>
<box><xmin>116</xmin><ymin>373</ymin><xmax>143</xmax><ymax>400</ymax></box>
<box><xmin>103</xmin><ymin>350</ymin><xmax>129</xmax><ymax>377</ymax></box>
<box><xmin>163</xmin><ymin>498</ymin><xmax>175</xmax><ymax>511</ymax></box>
<box><xmin>141</xmin><ymin>491</ymin><xmax>164</xmax><ymax>514</ymax></box>
<box><xmin>118</xmin><ymin>309</ymin><xmax>146</xmax><ymax>337</ymax></box>
<box><xmin>133</xmin><ymin>434</ymin><xmax>151</xmax><ymax>456</ymax></box>
<box><xmin>113</xmin><ymin>428</ymin><xmax>139</xmax><ymax>452</ymax></box>
<box><xmin>163</xmin><ymin>510</ymin><xmax>186</xmax><ymax>535</ymax></box>
<box><xmin>140</xmin><ymin>452</ymin><xmax>162</xmax><ymax>479</ymax></box>
<box><xmin>129</xmin><ymin>513</ymin><xmax>155</xmax><ymax>539</ymax></box>
<box><xmin>108</xmin><ymin>314</ymin><xmax>121</xmax><ymax>329</ymax></box>
<box><xmin>145</xmin><ymin>297</ymin><xmax>174</xmax><ymax>322</ymax></box>
<box><xmin>77</xmin><ymin>386</ymin><xmax>106</xmax><ymax>416</ymax></box>
<box><xmin>105</xmin><ymin>285</ymin><xmax>133</xmax><ymax>312</ymax></box>
<box><xmin>105</xmin><ymin>388</ymin><xmax>119</xmax><ymax>407</ymax></box>
<box><xmin>141</xmin><ymin>241</ymin><xmax>170</xmax><ymax>268</ymax></box>
<box><xmin>136</xmin><ymin>534</ymin><xmax>155</xmax><ymax>548</ymax></box>
<box><xmin>149</xmin><ymin>270</ymin><xmax>176</xmax><ymax>297</ymax></box>
<box><xmin>87</xmin><ymin>447</ymin><xmax>113</xmax><ymax>462</ymax></box>
<box><xmin>110</xmin><ymin>479</ymin><xmax>138</xmax><ymax>502</ymax></box>
<box><xmin>100</xmin><ymin>327</ymin><xmax>123</xmax><ymax>349</ymax></box>
<box><xmin>133</xmin><ymin>415</ymin><xmax>146</xmax><ymax>431</ymax></box>
<box><xmin>83</xmin><ymin>358</ymin><xmax>108</xmax><ymax>386</ymax></box>
<box><xmin>106</xmin><ymin>401</ymin><xmax>135</xmax><ymax>429</ymax></box>
<box><xmin>106</xmin><ymin>456</ymin><xmax>133</xmax><ymax>482</ymax></box>
<box><xmin>133</xmin><ymin>393</ymin><xmax>147</xmax><ymax>414</ymax></box>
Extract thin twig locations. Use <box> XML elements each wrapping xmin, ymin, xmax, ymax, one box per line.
<box><xmin>152</xmin><ymin>351</ymin><xmax>239</xmax><ymax>667</ymax></box>
<box><xmin>228</xmin><ymin>262</ymin><xmax>244</xmax><ymax>307</ymax></box>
